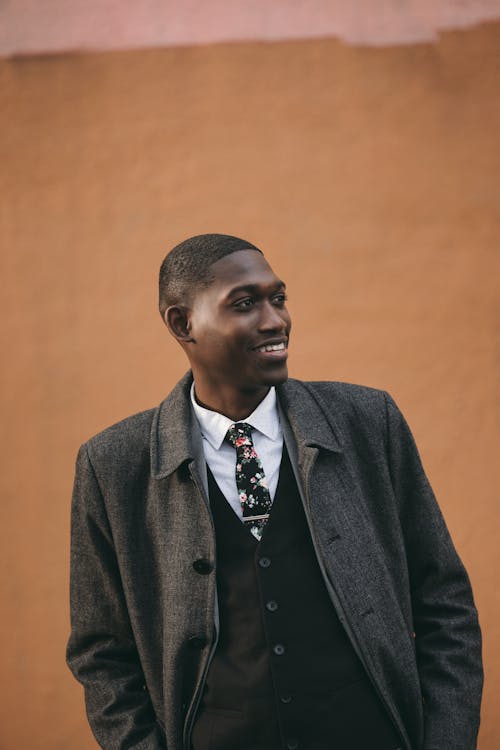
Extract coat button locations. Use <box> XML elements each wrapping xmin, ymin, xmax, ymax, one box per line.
<box><xmin>286</xmin><ymin>739</ymin><xmax>299</xmax><ymax>749</ymax></box>
<box><xmin>280</xmin><ymin>695</ymin><xmax>293</xmax><ymax>704</ymax></box>
<box><xmin>187</xmin><ymin>636</ymin><xmax>208</xmax><ymax>650</ymax></box>
<box><xmin>266</xmin><ymin>600</ymin><xmax>279</xmax><ymax>612</ymax></box>
<box><xmin>193</xmin><ymin>559</ymin><xmax>213</xmax><ymax>574</ymax></box>
<box><xmin>273</xmin><ymin>643</ymin><xmax>285</xmax><ymax>656</ymax></box>
<box><xmin>258</xmin><ymin>556</ymin><xmax>271</xmax><ymax>568</ymax></box>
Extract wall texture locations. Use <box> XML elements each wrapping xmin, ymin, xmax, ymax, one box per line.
<box><xmin>1</xmin><ymin>22</ymin><xmax>499</xmax><ymax>749</ymax></box>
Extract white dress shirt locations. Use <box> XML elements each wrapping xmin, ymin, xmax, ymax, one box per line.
<box><xmin>190</xmin><ymin>383</ymin><xmax>284</xmax><ymax>520</ymax></box>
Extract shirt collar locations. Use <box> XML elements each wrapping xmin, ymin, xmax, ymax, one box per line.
<box><xmin>190</xmin><ymin>382</ymin><xmax>280</xmax><ymax>451</ymax></box>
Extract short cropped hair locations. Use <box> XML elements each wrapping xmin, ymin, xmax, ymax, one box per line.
<box><xmin>158</xmin><ymin>233</ymin><xmax>262</xmax><ymax>315</ymax></box>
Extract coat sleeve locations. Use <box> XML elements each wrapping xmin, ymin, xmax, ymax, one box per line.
<box><xmin>384</xmin><ymin>393</ymin><xmax>483</xmax><ymax>750</ymax></box>
<box><xmin>66</xmin><ymin>443</ymin><xmax>167</xmax><ymax>750</ymax></box>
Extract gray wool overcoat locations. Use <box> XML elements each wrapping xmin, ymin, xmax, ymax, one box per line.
<box><xmin>67</xmin><ymin>373</ymin><xmax>483</xmax><ymax>750</ymax></box>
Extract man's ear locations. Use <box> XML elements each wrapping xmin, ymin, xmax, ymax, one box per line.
<box><xmin>164</xmin><ymin>305</ymin><xmax>195</xmax><ymax>343</ymax></box>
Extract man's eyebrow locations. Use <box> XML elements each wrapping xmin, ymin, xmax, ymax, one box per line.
<box><xmin>225</xmin><ymin>280</ymin><xmax>287</xmax><ymax>298</ymax></box>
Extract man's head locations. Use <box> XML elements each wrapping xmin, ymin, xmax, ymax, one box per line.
<box><xmin>159</xmin><ymin>233</ymin><xmax>291</xmax><ymax>416</ymax></box>
<box><xmin>158</xmin><ymin>234</ymin><xmax>262</xmax><ymax>315</ymax></box>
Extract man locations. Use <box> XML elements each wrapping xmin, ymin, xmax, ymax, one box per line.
<box><xmin>67</xmin><ymin>234</ymin><xmax>483</xmax><ymax>750</ymax></box>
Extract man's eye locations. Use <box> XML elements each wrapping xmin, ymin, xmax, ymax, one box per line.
<box><xmin>234</xmin><ymin>298</ymin><xmax>254</xmax><ymax>309</ymax></box>
<box><xmin>272</xmin><ymin>293</ymin><xmax>288</xmax><ymax>305</ymax></box>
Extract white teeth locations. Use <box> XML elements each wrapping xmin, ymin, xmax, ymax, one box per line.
<box><xmin>256</xmin><ymin>342</ymin><xmax>286</xmax><ymax>353</ymax></box>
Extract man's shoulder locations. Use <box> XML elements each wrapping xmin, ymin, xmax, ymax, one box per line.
<box><xmin>284</xmin><ymin>378</ymin><xmax>389</xmax><ymax>415</ymax></box>
<box><xmin>78</xmin><ymin>373</ymin><xmax>194</xmax><ymax>477</ymax></box>
<box><xmin>281</xmin><ymin>378</ymin><xmax>393</xmax><ymax>451</ymax></box>
<box><xmin>83</xmin><ymin>405</ymin><xmax>158</xmax><ymax>468</ymax></box>
<box><xmin>294</xmin><ymin>378</ymin><xmax>385</xmax><ymax>399</ymax></box>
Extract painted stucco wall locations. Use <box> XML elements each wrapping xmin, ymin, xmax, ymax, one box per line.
<box><xmin>1</xmin><ymin>20</ymin><xmax>499</xmax><ymax>750</ymax></box>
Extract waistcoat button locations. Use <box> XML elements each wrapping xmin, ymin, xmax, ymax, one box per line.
<box><xmin>280</xmin><ymin>695</ymin><xmax>293</xmax><ymax>704</ymax></box>
<box><xmin>273</xmin><ymin>643</ymin><xmax>285</xmax><ymax>656</ymax></box>
<box><xmin>193</xmin><ymin>559</ymin><xmax>213</xmax><ymax>574</ymax></box>
<box><xmin>266</xmin><ymin>600</ymin><xmax>279</xmax><ymax>612</ymax></box>
<box><xmin>258</xmin><ymin>556</ymin><xmax>271</xmax><ymax>568</ymax></box>
<box><xmin>286</xmin><ymin>739</ymin><xmax>299</xmax><ymax>749</ymax></box>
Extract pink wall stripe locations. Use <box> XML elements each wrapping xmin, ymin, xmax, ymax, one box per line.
<box><xmin>2</xmin><ymin>0</ymin><xmax>500</xmax><ymax>56</ymax></box>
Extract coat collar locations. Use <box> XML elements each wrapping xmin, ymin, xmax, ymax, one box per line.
<box><xmin>276</xmin><ymin>379</ymin><xmax>343</xmax><ymax>454</ymax></box>
<box><xmin>151</xmin><ymin>373</ymin><xmax>343</xmax><ymax>479</ymax></box>
<box><xmin>151</xmin><ymin>371</ymin><xmax>199</xmax><ymax>479</ymax></box>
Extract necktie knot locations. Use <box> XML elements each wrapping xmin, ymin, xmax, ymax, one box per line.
<box><xmin>225</xmin><ymin>422</ymin><xmax>253</xmax><ymax>449</ymax></box>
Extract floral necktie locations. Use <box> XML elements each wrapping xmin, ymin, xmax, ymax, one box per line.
<box><xmin>225</xmin><ymin>422</ymin><xmax>272</xmax><ymax>541</ymax></box>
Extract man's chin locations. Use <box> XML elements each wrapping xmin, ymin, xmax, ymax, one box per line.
<box><xmin>238</xmin><ymin>363</ymin><xmax>289</xmax><ymax>392</ymax></box>
<box><xmin>261</xmin><ymin>365</ymin><xmax>289</xmax><ymax>386</ymax></box>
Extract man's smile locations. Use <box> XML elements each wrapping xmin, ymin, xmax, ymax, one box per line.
<box><xmin>252</xmin><ymin>338</ymin><xmax>288</xmax><ymax>358</ymax></box>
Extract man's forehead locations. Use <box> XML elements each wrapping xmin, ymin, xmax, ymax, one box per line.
<box><xmin>209</xmin><ymin>248</ymin><xmax>280</xmax><ymax>286</ymax></box>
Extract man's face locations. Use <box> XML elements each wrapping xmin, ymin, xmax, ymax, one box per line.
<box><xmin>186</xmin><ymin>249</ymin><xmax>291</xmax><ymax>395</ymax></box>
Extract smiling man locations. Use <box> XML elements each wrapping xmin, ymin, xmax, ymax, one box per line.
<box><xmin>67</xmin><ymin>234</ymin><xmax>482</xmax><ymax>750</ymax></box>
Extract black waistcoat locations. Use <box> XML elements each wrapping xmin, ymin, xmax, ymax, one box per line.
<box><xmin>191</xmin><ymin>447</ymin><xmax>401</xmax><ymax>750</ymax></box>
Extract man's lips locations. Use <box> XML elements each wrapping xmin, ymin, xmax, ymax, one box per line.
<box><xmin>252</xmin><ymin>339</ymin><xmax>288</xmax><ymax>357</ymax></box>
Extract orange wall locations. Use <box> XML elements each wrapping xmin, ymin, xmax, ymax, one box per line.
<box><xmin>1</xmin><ymin>24</ymin><xmax>499</xmax><ymax>749</ymax></box>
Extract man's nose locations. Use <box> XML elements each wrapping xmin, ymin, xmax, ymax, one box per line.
<box><xmin>258</xmin><ymin>302</ymin><xmax>288</xmax><ymax>331</ymax></box>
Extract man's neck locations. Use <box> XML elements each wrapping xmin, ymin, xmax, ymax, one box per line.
<box><xmin>192</xmin><ymin>382</ymin><xmax>271</xmax><ymax>422</ymax></box>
